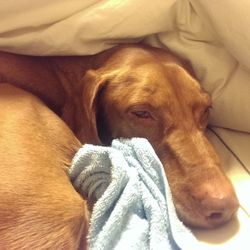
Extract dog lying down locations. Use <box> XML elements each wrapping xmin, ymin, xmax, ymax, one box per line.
<box><xmin>0</xmin><ymin>44</ymin><xmax>239</xmax><ymax>249</ymax></box>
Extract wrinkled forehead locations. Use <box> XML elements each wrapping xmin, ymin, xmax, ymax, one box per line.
<box><xmin>106</xmin><ymin>61</ymin><xmax>209</xmax><ymax>107</ymax></box>
<box><xmin>103</xmin><ymin>63</ymin><xmax>168</xmax><ymax>105</ymax></box>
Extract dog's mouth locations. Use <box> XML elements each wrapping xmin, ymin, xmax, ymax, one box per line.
<box><xmin>167</xmin><ymin>176</ymin><xmax>239</xmax><ymax>229</ymax></box>
<box><xmin>174</xmin><ymin>196</ymin><xmax>238</xmax><ymax>229</ymax></box>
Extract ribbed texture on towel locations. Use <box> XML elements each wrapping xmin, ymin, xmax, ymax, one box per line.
<box><xmin>69</xmin><ymin>138</ymin><xmax>198</xmax><ymax>250</ymax></box>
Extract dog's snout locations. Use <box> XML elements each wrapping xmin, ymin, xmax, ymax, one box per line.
<box><xmin>202</xmin><ymin>193</ymin><xmax>239</xmax><ymax>226</ymax></box>
<box><xmin>193</xmin><ymin>181</ymin><xmax>239</xmax><ymax>228</ymax></box>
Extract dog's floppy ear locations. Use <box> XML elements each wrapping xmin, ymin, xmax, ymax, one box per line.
<box><xmin>80</xmin><ymin>69</ymin><xmax>108</xmax><ymax>144</ymax></box>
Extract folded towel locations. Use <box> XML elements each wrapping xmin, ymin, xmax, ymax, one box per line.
<box><xmin>69</xmin><ymin>138</ymin><xmax>198</xmax><ymax>250</ymax></box>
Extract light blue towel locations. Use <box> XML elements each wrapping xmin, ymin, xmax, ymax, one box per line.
<box><xmin>69</xmin><ymin>138</ymin><xmax>199</xmax><ymax>250</ymax></box>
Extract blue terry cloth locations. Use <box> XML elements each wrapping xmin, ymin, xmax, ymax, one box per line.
<box><xmin>69</xmin><ymin>138</ymin><xmax>199</xmax><ymax>250</ymax></box>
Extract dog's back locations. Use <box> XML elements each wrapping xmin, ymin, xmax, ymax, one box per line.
<box><xmin>0</xmin><ymin>84</ymin><xmax>88</xmax><ymax>249</ymax></box>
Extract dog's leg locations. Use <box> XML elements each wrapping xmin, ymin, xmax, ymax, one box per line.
<box><xmin>0</xmin><ymin>84</ymin><xmax>88</xmax><ymax>249</ymax></box>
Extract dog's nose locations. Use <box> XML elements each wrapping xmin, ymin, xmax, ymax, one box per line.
<box><xmin>193</xmin><ymin>181</ymin><xmax>239</xmax><ymax>228</ymax></box>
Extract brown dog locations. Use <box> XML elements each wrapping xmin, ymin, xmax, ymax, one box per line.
<box><xmin>0</xmin><ymin>44</ymin><xmax>239</xmax><ymax>248</ymax></box>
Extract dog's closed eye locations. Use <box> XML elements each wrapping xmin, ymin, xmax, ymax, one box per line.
<box><xmin>131</xmin><ymin>110</ymin><xmax>153</xmax><ymax>119</ymax></box>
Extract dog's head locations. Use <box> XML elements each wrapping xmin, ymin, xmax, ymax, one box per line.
<box><xmin>79</xmin><ymin>45</ymin><xmax>239</xmax><ymax>228</ymax></box>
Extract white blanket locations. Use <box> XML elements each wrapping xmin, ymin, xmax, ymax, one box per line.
<box><xmin>1</xmin><ymin>0</ymin><xmax>250</xmax><ymax>132</ymax></box>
